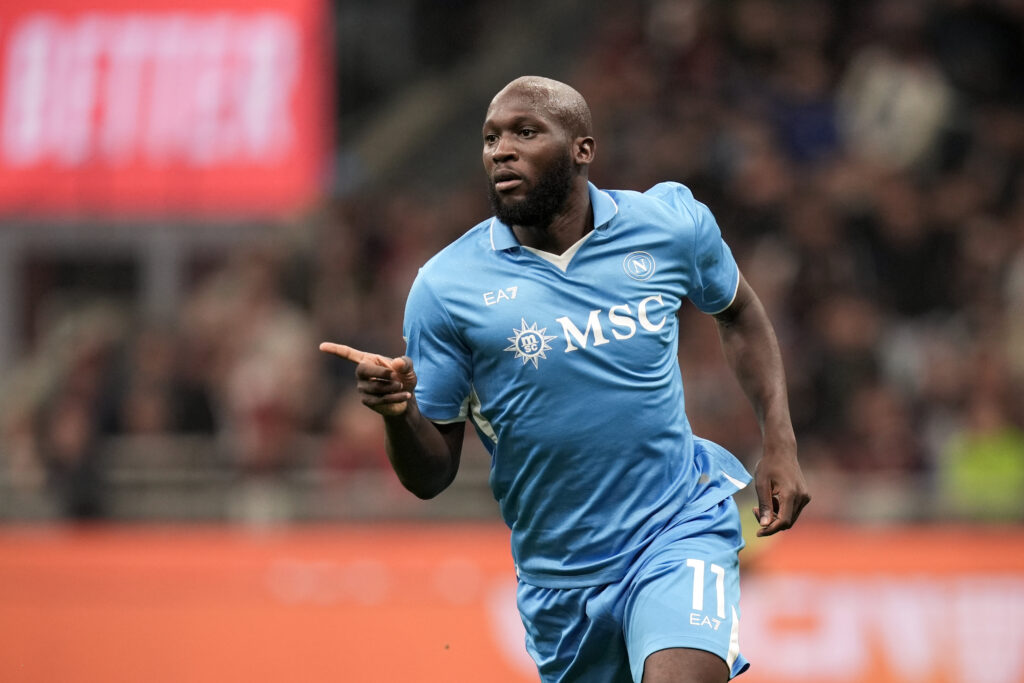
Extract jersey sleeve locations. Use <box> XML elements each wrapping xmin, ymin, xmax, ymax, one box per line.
<box><xmin>647</xmin><ymin>182</ymin><xmax>740</xmax><ymax>314</ymax></box>
<box><xmin>402</xmin><ymin>270</ymin><xmax>473</xmax><ymax>422</ymax></box>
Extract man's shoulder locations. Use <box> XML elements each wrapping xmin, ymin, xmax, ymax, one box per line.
<box><xmin>640</xmin><ymin>181</ymin><xmax>699</xmax><ymax>211</ymax></box>
<box><xmin>599</xmin><ymin>182</ymin><xmax>702</xmax><ymax>234</ymax></box>
<box><xmin>420</xmin><ymin>217</ymin><xmax>492</xmax><ymax>274</ymax></box>
<box><xmin>406</xmin><ymin>217</ymin><xmax>500</xmax><ymax>324</ymax></box>
<box><xmin>602</xmin><ymin>182</ymin><xmax>699</xmax><ymax>216</ymax></box>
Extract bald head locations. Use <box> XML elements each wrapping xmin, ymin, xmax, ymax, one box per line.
<box><xmin>488</xmin><ymin>76</ymin><xmax>593</xmax><ymax>139</ymax></box>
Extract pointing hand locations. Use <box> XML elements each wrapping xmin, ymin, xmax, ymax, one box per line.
<box><xmin>319</xmin><ymin>342</ymin><xmax>417</xmax><ymax>417</ymax></box>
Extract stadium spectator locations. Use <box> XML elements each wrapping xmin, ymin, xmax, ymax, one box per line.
<box><xmin>15</xmin><ymin>305</ymin><xmax>125</xmax><ymax>519</ymax></box>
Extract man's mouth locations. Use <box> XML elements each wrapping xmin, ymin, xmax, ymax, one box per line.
<box><xmin>493</xmin><ymin>170</ymin><xmax>523</xmax><ymax>193</ymax></box>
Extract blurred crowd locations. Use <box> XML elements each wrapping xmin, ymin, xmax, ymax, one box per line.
<box><xmin>569</xmin><ymin>0</ymin><xmax>1024</xmax><ymax>521</ymax></box>
<box><xmin>1</xmin><ymin>0</ymin><xmax>1022</xmax><ymax>522</ymax></box>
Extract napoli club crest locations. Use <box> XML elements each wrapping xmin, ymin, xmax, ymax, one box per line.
<box><xmin>623</xmin><ymin>251</ymin><xmax>656</xmax><ymax>281</ymax></box>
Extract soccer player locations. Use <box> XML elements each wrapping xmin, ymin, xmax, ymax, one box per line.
<box><xmin>320</xmin><ymin>76</ymin><xmax>810</xmax><ymax>683</ymax></box>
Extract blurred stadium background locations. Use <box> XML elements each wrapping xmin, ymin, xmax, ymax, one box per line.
<box><xmin>0</xmin><ymin>0</ymin><xmax>1022</xmax><ymax>681</ymax></box>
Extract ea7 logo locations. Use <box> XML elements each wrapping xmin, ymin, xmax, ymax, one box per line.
<box><xmin>483</xmin><ymin>286</ymin><xmax>518</xmax><ymax>306</ymax></box>
<box><xmin>555</xmin><ymin>294</ymin><xmax>668</xmax><ymax>352</ymax></box>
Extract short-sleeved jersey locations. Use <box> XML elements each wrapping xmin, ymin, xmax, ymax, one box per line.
<box><xmin>403</xmin><ymin>182</ymin><xmax>751</xmax><ymax>588</ymax></box>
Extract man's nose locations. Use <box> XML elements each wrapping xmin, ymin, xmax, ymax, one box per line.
<box><xmin>492</xmin><ymin>135</ymin><xmax>517</xmax><ymax>161</ymax></box>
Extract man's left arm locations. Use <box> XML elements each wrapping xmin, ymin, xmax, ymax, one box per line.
<box><xmin>714</xmin><ymin>273</ymin><xmax>810</xmax><ymax>536</ymax></box>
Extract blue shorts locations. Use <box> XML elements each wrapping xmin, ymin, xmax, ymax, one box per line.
<box><xmin>516</xmin><ymin>498</ymin><xmax>749</xmax><ymax>682</ymax></box>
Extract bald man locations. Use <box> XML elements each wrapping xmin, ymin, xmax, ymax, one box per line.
<box><xmin>322</xmin><ymin>76</ymin><xmax>809</xmax><ymax>682</ymax></box>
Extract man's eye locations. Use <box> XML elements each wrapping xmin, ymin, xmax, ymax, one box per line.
<box><xmin>520</xmin><ymin>129</ymin><xmax>536</xmax><ymax>138</ymax></box>
<box><xmin>484</xmin><ymin>134</ymin><xmax>498</xmax><ymax>144</ymax></box>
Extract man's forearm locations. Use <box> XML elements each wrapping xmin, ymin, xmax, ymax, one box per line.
<box><xmin>383</xmin><ymin>402</ymin><xmax>462</xmax><ymax>499</ymax></box>
<box><xmin>715</xmin><ymin>275</ymin><xmax>809</xmax><ymax>533</ymax></box>
<box><xmin>715</xmin><ymin>283</ymin><xmax>796</xmax><ymax>451</ymax></box>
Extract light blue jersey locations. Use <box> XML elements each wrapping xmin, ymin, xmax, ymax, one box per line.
<box><xmin>403</xmin><ymin>182</ymin><xmax>751</xmax><ymax>588</ymax></box>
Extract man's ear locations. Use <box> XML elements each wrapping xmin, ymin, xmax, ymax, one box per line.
<box><xmin>574</xmin><ymin>136</ymin><xmax>596</xmax><ymax>166</ymax></box>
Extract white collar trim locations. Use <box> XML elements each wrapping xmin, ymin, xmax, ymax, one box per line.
<box><xmin>521</xmin><ymin>230</ymin><xmax>596</xmax><ymax>272</ymax></box>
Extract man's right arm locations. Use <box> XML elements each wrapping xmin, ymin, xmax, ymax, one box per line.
<box><xmin>319</xmin><ymin>343</ymin><xmax>464</xmax><ymax>499</ymax></box>
<box><xmin>383</xmin><ymin>405</ymin><xmax>465</xmax><ymax>499</ymax></box>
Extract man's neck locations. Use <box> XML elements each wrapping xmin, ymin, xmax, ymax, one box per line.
<box><xmin>512</xmin><ymin>181</ymin><xmax>593</xmax><ymax>256</ymax></box>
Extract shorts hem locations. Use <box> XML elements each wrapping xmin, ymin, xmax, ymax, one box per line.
<box><xmin>632</xmin><ymin>637</ymin><xmax>747</xmax><ymax>681</ymax></box>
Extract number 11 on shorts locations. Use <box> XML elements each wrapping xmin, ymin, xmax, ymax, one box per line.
<box><xmin>686</xmin><ymin>559</ymin><xmax>726</xmax><ymax>628</ymax></box>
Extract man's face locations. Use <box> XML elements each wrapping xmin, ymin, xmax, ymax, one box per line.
<box><xmin>482</xmin><ymin>93</ymin><xmax>575</xmax><ymax>228</ymax></box>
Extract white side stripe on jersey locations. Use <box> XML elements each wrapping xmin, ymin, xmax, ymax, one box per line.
<box><xmin>721</xmin><ymin>470</ymin><xmax>748</xmax><ymax>489</ymax></box>
<box><xmin>468</xmin><ymin>387</ymin><xmax>498</xmax><ymax>444</ymax></box>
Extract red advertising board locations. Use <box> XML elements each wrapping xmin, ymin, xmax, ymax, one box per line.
<box><xmin>0</xmin><ymin>0</ymin><xmax>331</xmax><ymax>219</ymax></box>
<box><xmin>0</xmin><ymin>523</ymin><xmax>1022</xmax><ymax>683</ymax></box>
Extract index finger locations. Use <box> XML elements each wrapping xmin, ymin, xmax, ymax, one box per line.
<box><xmin>775</xmin><ymin>490</ymin><xmax>797</xmax><ymax>529</ymax></box>
<box><xmin>319</xmin><ymin>342</ymin><xmax>373</xmax><ymax>365</ymax></box>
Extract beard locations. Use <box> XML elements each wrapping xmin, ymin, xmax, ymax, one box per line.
<box><xmin>488</xmin><ymin>152</ymin><xmax>575</xmax><ymax>229</ymax></box>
